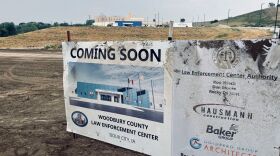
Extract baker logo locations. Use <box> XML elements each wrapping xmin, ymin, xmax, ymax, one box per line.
<box><xmin>72</xmin><ymin>111</ymin><xmax>88</xmax><ymax>127</ymax></box>
<box><xmin>206</xmin><ymin>124</ymin><xmax>238</xmax><ymax>140</ymax></box>
<box><xmin>190</xmin><ymin>137</ymin><xmax>202</xmax><ymax>149</ymax></box>
<box><xmin>212</xmin><ymin>47</ymin><xmax>240</xmax><ymax>69</ymax></box>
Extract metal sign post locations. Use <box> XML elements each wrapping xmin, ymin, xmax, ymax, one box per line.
<box><xmin>66</xmin><ymin>31</ymin><xmax>78</xmax><ymax>139</ymax></box>
<box><xmin>168</xmin><ymin>21</ymin><xmax>174</xmax><ymax>41</ymax></box>
<box><xmin>274</xmin><ymin>147</ymin><xmax>280</xmax><ymax>156</ymax></box>
<box><xmin>67</xmin><ymin>31</ymin><xmax>71</xmax><ymax>42</ymax></box>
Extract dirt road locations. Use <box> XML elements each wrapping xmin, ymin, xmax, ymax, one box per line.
<box><xmin>0</xmin><ymin>50</ymin><xmax>145</xmax><ymax>156</ymax></box>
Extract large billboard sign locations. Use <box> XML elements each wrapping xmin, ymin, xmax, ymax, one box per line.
<box><xmin>62</xmin><ymin>41</ymin><xmax>172</xmax><ymax>156</ymax></box>
<box><xmin>63</xmin><ymin>39</ymin><xmax>280</xmax><ymax>156</ymax></box>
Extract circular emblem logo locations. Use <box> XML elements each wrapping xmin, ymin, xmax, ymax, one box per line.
<box><xmin>213</xmin><ymin>47</ymin><xmax>240</xmax><ymax>69</ymax></box>
<box><xmin>71</xmin><ymin>111</ymin><xmax>88</xmax><ymax>127</ymax></box>
<box><xmin>190</xmin><ymin>137</ymin><xmax>202</xmax><ymax>149</ymax></box>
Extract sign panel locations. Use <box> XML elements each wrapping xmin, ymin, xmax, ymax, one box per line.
<box><xmin>63</xmin><ymin>39</ymin><xmax>280</xmax><ymax>156</ymax></box>
<box><xmin>171</xmin><ymin>40</ymin><xmax>280</xmax><ymax>156</ymax></box>
<box><xmin>62</xmin><ymin>41</ymin><xmax>172</xmax><ymax>156</ymax></box>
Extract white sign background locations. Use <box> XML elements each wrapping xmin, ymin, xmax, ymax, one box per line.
<box><xmin>63</xmin><ymin>40</ymin><xmax>280</xmax><ymax>156</ymax></box>
<box><xmin>62</xmin><ymin>41</ymin><xmax>172</xmax><ymax>156</ymax></box>
<box><xmin>171</xmin><ymin>40</ymin><xmax>280</xmax><ymax>156</ymax></box>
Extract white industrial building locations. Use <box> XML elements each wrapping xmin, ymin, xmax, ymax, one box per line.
<box><xmin>93</xmin><ymin>13</ymin><xmax>144</xmax><ymax>27</ymax></box>
<box><xmin>173</xmin><ymin>22</ymin><xmax>193</xmax><ymax>27</ymax></box>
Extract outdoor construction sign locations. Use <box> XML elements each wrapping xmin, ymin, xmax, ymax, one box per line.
<box><xmin>171</xmin><ymin>40</ymin><xmax>280</xmax><ymax>156</ymax></box>
<box><xmin>62</xmin><ymin>41</ymin><xmax>172</xmax><ymax>156</ymax></box>
<box><xmin>63</xmin><ymin>39</ymin><xmax>280</xmax><ymax>156</ymax></box>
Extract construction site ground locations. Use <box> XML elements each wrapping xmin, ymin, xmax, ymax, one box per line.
<box><xmin>0</xmin><ymin>26</ymin><xmax>273</xmax><ymax>156</ymax></box>
<box><xmin>0</xmin><ymin>50</ymin><xmax>145</xmax><ymax>156</ymax></box>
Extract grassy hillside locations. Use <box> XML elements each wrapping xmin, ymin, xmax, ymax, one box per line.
<box><xmin>219</xmin><ymin>7</ymin><xmax>280</xmax><ymax>27</ymax></box>
<box><xmin>0</xmin><ymin>26</ymin><xmax>271</xmax><ymax>49</ymax></box>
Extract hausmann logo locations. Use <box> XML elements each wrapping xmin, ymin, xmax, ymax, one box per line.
<box><xmin>193</xmin><ymin>104</ymin><xmax>253</xmax><ymax>122</ymax></box>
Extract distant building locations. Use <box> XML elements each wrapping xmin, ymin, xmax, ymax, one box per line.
<box><xmin>95</xmin><ymin>15</ymin><xmax>125</xmax><ymax>23</ymax></box>
<box><xmin>115</xmin><ymin>21</ymin><xmax>142</xmax><ymax>27</ymax></box>
<box><xmin>93</xmin><ymin>22</ymin><xmax>114</xmax><ymax>27</ymax></box>
<box><xmin>173</xmin><ymin>22</ymin><xmax>193</xmax><ymax>28</ymax></box>
<box><xmin>93</xmin><ymin>13</ymin><xmax>144</xmax><ymax>27</ymax></box>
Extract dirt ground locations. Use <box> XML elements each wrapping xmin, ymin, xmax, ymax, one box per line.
<box><xmin>0</xmin><ymin>26</ymin><xmax>272</xmax><ymax>49</ymax></box>
<box><xmin>0</xmin><ymin>49</ymin><xmax>145</xmax><ymax>156</ymax></box>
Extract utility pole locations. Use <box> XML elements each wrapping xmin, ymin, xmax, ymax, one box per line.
<box><xmin>158</xmin><ymin>12</ymin><xmax>160</xmax><ymax>26</ymax></box>
<box><xmin>274</xmin><ymin>0</ymin><xmax>280</xmax><ymax>37</ymax></box>
<box><xmin>259</xmin><ymin>3</ymin><xmax>265</xmax><ymax>26</ymax></box>
<box><xmin>154</xmin><ymin>13</ymin><xmax>157</xmax><ymax>27</ymax></box>
<box><xmin>192</xmin><ymin>17</ymin><xmax>195</xmax><ymax>26</ymax></box>
<box><xmin>204</xmin><ymin>14</ymin><xmax>206</xmax><ymax>26</ymax></box>
<box><xmin>197</xmin><ymin>16</ymin><xmax>200</xmax><ymax>27</ymax></box>
<box><xmin>227</xmin><ymin>9</ymin><xmax>230</xmax><ymax>25</ymax></box>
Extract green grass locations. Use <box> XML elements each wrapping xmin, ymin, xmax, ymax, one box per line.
<box><xmin>215</xmin><ymin>33</ymin><xmax>228</xmax><ymax>39</ymax></box>
<box><xmin>218</xmin><ymin>7</ymin><xmax>280</xmax><ymax>27</ymax></box>
<box><xmin>44</xmin><ymin>44</ymin><xmax>62</xmax><ymax>50</ymax></box>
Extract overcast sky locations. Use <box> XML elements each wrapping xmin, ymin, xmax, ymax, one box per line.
<box><xmin>0</xmin><ymin>0</ymin><xmax>276</xmax><ymax>24</ymax></box>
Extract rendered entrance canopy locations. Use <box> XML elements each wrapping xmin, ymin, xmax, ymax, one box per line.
<box><xmin>62</xmin><ymin>40</ymin><xmax>280</xmax><ymax>156</ymax></box>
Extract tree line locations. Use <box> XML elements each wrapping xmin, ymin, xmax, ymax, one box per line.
<box><xmin>0</xmin><ymin>20</ymin><xmax>95</xmax><ymax>37</ymax></box>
